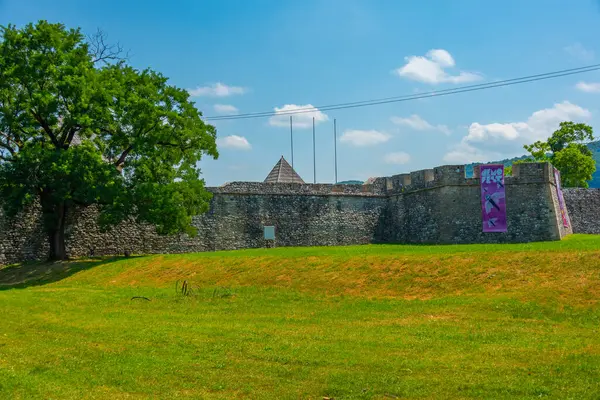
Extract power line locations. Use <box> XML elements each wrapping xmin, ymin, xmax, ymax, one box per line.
<box><xmin>206</xmin><ymin>64</ymin><xmax>600</xmax><ymax>120</ymax></box>
<box><xmin>204</xmin><ymin>64</ymin><xmax>600</xmax><ymax>121</ymax></box>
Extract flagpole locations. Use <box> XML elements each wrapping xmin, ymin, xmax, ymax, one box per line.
<box><xmin>334</xmin><ymin>118</ymin><xmax>338</xmax><ymax>183</ymax></box>
<box><xmin>313</xmin><ymin>117</ymin><xmax>316</xmax><ymax>184</ymax></box>
<box><xmin>290</xmin><ymin>115</ymin><xmax>294</xmax><ymax>182</ymax></box>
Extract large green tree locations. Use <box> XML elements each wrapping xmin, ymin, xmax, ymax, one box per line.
<box><xmin>520</xmin><ymin>121</ymin><xmax>595</xmax><ymax>187</ymax></box>
<box><xmin>0</xmin><ymin>21</ymin><xmax>218</xmax><ymax>260</ymax></box>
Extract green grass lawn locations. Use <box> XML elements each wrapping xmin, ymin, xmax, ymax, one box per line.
<box><xmin>1</xmin><ymin>235</ymin><xmax>599</xmax><ymax>399</ymax></box>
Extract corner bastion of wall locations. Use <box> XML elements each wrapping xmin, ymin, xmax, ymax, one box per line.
<box><xmin>364</xmin><ymin>162</ymin><xmax>566</xmax><ymax>245</ymax></box>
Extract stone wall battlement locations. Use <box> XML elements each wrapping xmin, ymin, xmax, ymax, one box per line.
<box><xmin>375</xmin><ymin>162</ymin><xmax>555</xmax><ymax>195</ymax></box>
<box><xmin>215</xmin><ymin>163</ymin><xmax>555</xmax><ymax>198</ymax></box>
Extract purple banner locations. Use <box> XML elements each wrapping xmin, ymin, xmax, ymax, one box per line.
<box><xmin>553</xmin><ymin>168</ymin><xmax>569</xmax><ymax>228</ymax></box>
<box><xmin>480</xmin><ymin>164</ymin><xmax>507</xmax><ymax>232</ymax></box>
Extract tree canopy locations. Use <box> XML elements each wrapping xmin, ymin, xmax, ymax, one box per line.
<box><xmin>516</xmin><ymin>121</ymin><xmax>595</xmax><ymax>187</ymax></box>
<box><xmin>0</xmin><ymin>21</ymin><xmax>218</xmax><ymax>260</ymax></box>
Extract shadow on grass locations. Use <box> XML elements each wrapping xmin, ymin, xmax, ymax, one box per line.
<box><xmin>0</xmin><ymin>256</ymin><xmax>143</xmax><ymax>290</ymax></box>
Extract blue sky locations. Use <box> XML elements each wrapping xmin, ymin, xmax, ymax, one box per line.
<box><xmin>2</xmin><ymin>0</ymin><xmax>600</xmax><ymax>185</ymax></box>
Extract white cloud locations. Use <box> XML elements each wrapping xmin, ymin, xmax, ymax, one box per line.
<box><xmin>464</xmin><ymin>122</ymin><xmax>526</xmax><ymax>142</ymax></box>
<box><xmin>564</xmin><ymin>43</ymin><xmax>594</xmax><ymax>61</ymax></box>
<box><xmin>268</xmin><ymin>104</ymin><xmax>329</xmax><ymax>129</ymax></box>
<box><xmin>384</xmin><ymin>152</ymin><xmax>411</xmax><ymax>165</ymax></box>
<box><xmin>217</xmin><ymin>135</ymin><xmax>251</xmax><ymax>150</ymax></box>
<box><xmin>339</xmin><ymin>130</ymin><xmax>391</xmax><ymax>147</ymax></box>
<box><xmin>213</xmin><ymin>104</ymin><xmax>239</xmax><ymax>114</ymax></box>
<box><xmin>188</xmin><ymin>82</ymin><xmax>247</xmax><ymax>97</ymax></box>
<box><xmin>427</xmin><ymin>49</ymin><xmax>455</xmax><ymax>68</ymax></box>
<box><xmin>443</xmin><ymin>142</ymin><xmax>506</xmax><ymax>164</ymax></box>
<box><xmin>391</xmin><ymin>114</ymin><xmax>451</xmax><ymax>135</ymax></box>
<box><xmin>443</xmin><ymin>101</ymin><xmax>591</xmax><ymax>163</ymax></box>
<box><xmin>576</xmin><ymin>81</ymin><xmax>600</xmax><ymax>93</ymax></box>
<box><xmin>395</xmin><ymin>49</ymin><xmax>482</xmax><ymax>84</ymax></box>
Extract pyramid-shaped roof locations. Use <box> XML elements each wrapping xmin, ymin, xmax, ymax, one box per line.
<box><xmin>264</xmin><ymin>156</ymin><xmax>305</xmax><ymax>184</ymax></box>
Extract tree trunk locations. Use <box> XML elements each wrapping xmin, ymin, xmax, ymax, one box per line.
<box><xmin>47</xmin><ymin>202</ymin><xmax>68</xmax><ymax>261</ymax></box>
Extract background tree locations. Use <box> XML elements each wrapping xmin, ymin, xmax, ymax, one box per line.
<box><xmin>519</xmin><ymin>121</ymin><xmax>595</xmax><ymax>187</ymax></box>
<box><xmin>0</xmin><ymin>21</ymin><xmax>218</xmax><ymax>260</ymax></box>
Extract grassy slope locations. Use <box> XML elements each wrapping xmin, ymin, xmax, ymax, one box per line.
<box><xmin>1</xmin><ymin>235</ymin><xmax>599</xmax><ymax>399</ymax></box>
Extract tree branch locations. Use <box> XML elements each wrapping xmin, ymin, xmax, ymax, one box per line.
<box><xmin>88</xmin><ymin>28</ymin><xmax>129</xmax><ymax>64</ymax></box>
<box><xmin>115</xmin><ymin>145</ymin><xmax>133</xmax><ymax>167</ymax></box>
<box><xmin>9</xmin><ymin>107</ymin><xmax>24</xmax><ymax>146</ymax></box>
<box><xmin>61</xmin><ymin>125</ymin><xmax>82</xmax><ymax>148</ymax></box>
<box><xmin>65</xmin><ymin>126</ymin><xmax>79</xmax><ymax>147</ymax></box>
<box><xmin>30</xmin><ymin>110</ymin><xmax>60</xmax><ymax>146</ymax></box>
<box><xmin>156</xmin><ymin>141</ymin><xmax>180</xmax><ymax>147</ymax></box>
<box><xmin>56</xmin><ymin>94</ymin><xmax>72</xmax><ymax>138</ymax></box>
<box><xmin>142</xmin><ymin>122</ymin><xmax>160</xmax><ymax>137</ymax></box>
<box><xmin>0</xmin><ymin>131</ymin><xmax>19</xmax><ymax>153</ymax></box>
<box><xmin>112</xmin><ymin>120</ymin><xmax>162</xmax><ymax>168</ymax></box>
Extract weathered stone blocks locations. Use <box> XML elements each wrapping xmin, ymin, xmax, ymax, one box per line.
<box><xmin>0</xmin><ymin>162</ymin><xmax>585</xmax><ymax>265</ymax></box>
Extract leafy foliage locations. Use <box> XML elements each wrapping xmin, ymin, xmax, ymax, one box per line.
<box><xmin>586</xmin><ymin>141</ymin><xmax>600</xmax><ymax>188</ymax></box>
<box><xmin>522</xmin><ymin>122</ymin><xmax>595</xmax><ymax>187</ymax></box>
<box><xmin>469</xmin><ymin>123</ymin><xmax>598</xmax><ymax>187</ymax></box>
<box><xmin>0</xmin><ymin>21</ymin><xmax>218</xmax><ymax>258</ymax></box>
<box><xmin>551</xmin><ymin>144</ymin><xmax>596</xmax><ymax>188</ymax></box>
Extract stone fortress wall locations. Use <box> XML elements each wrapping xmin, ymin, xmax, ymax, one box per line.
<box><xmin>562</xmin><ymin>188</ymin><xmax>600</xmax><ymax>235</ymax></box>
<box><xmin>1</xmin><ymin>161</ymin><xmax>596</xmax><ymax>265</ymax></box>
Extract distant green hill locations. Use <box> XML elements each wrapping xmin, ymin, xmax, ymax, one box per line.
<box><xmin>465</xmin><ymin>155</ymin><xmax>529</xmax><ymax>178</ymax></box>
<box><xmin>466</xmin><ymin>140</ymin><xmax>600</xmax><ymax>188</ymax></box>
<box><xmin>337</xmin><ymin>180</ymin><xmax>364</xmax><ymax>185</ymax></box>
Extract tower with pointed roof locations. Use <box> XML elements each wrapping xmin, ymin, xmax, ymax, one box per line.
<box><xmin>264</xmin><ymin>156</ymin><xmax>305</xmax><ymax>184</ymax></box>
